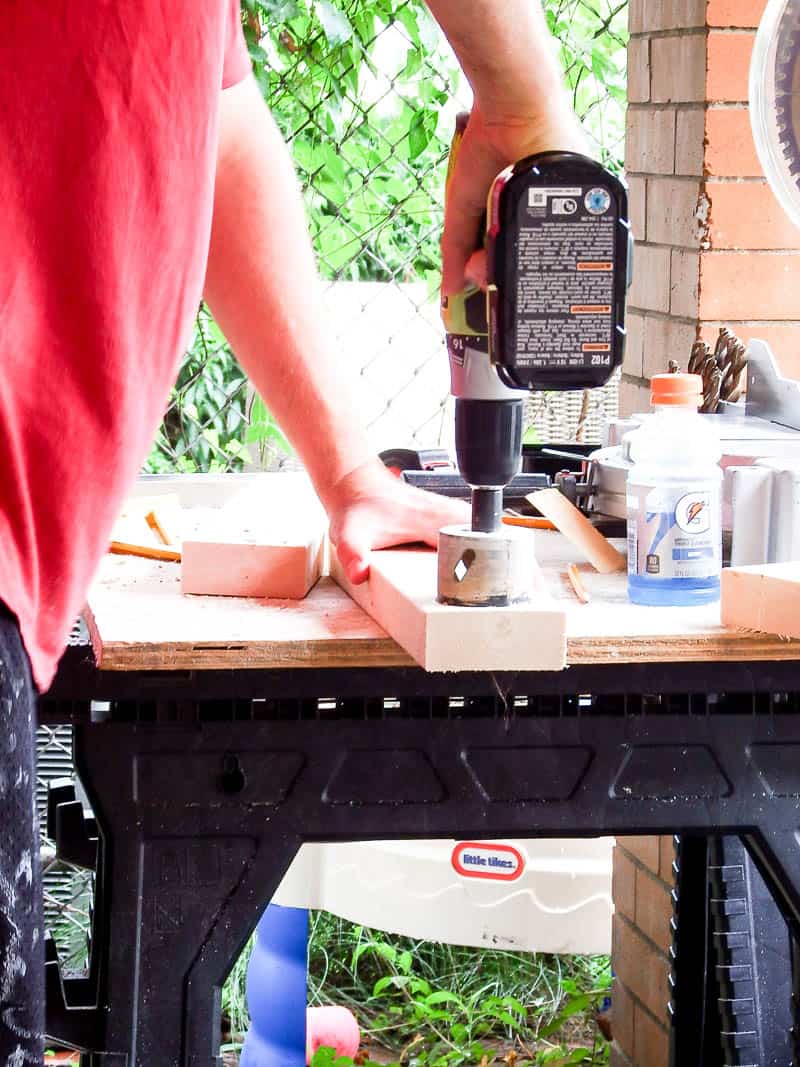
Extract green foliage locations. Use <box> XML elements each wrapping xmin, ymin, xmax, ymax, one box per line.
<box><xmin>221</xmin><ymin>935</ymin><xmax>254</xmax><ymax>1053</ymax></box>
<box><xmin>546</xmin><ymin>0</ymin><xmax>628</xmax><ymax>173</ymax></box>
<box><xmin>146</xmin><ymin>307</ymin><xmax>249</xmax><ymax>474</ymax></box>
<box><xmin>223</xmin><ymin>913</ymin><xmax>612</xmax><ymax>1065</ymax></box>
<box><xmin>47</xmin><ymin>869</ymin><xmax>94</xmax><ymax>973</ymax></box>
<box><xmin>144</xmin><ymin>305</ymin><xmax>290</xmax><ymax>474</ymax></box>
<box><xmin>241</xmin><ymin>0</ymin><xmax>456</xmax><ymax>284</ymax></box>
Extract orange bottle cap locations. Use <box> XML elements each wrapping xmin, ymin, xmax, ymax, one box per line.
<box><xmin>650</xmin><ymin>373</ymin><xmax>703</xmax><ymax>407</ymax></box>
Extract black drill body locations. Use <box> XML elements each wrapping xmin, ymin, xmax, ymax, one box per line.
<box><xmin>444</xmin><ymin>150</ymin><xmax>632</xmax><ymax>534</ymax></box>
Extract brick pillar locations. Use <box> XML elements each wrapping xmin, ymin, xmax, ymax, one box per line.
<box><xmin>614</xmin><ymin>3</ymin><xmax>800</xmax><ymax>1060</ymax></box>
<box><xmin>611</xmin><ymin>837</ymin><xmax>675</xmax><ymax>1067</ymax></box>
<box><xmin>621</xmin><ymin>0</ymin><xmax>800</xmax><ymax>419</ymax></box>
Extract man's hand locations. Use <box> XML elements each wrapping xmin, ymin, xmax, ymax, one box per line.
<box><xmin>206</xmin><ymin>80</ymin><xmax>468</xmax><ymax>576</ymax></box>
<box><xmin>442</xmin><ymin>105</ymin><xmax>589</xmax><ymax>296</ymax></box>
<box><xmin>425</xmin><ymin>0</ymin><xmax>591</xmax><ymax>296</ymax></box>
<box><xmin>326</xmin><ymin>460</ymin><xmax>470</xmax><ymax>584</ymax></box>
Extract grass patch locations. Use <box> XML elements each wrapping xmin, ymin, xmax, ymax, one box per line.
<box><xmin>223</xmin><ymin>913</ymin><xmax>611</xmax><ymax>1066</ymax></box>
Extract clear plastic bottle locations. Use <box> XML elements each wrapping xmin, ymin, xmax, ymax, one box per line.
<box><xmin>626</xmin><ymin>373</ymin><xmax>722</xmax><ymax>606</ymax></box>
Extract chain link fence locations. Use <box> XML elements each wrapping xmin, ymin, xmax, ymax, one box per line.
<box><xmin>41</xmin><ymin>0</ymin><xmax>628</xmax><ymax>992</ymax></box>
<box><xmin>145</xmin><ymin>0</ymin><xmax>629</xmax><ymax>475</ymax></box>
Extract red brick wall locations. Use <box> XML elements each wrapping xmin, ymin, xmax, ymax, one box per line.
<box><xmin>613</xmin><ymin>4</ymin><xmax>800</xmax><ymax>1061</ymax></box>
<box><xmin>621</xmin><ymin>0</ymin><xmax>800</xmax><ymax>420</ymax></box>
<box><xmin>610</xmin><ymin>838</ymin><xmax>674</xmax><ymax>1067</ymax></box>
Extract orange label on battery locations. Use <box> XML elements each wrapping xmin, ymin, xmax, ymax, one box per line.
<box><xmin>577</xmin><ymin>261</ymin><xmax>613</xmax><ymax>271</ymax></box>
<box><xmin>570</xmin><ymin>305</ymin><xmax>612</xmax><ymax>314</ymax></box>
<box><xmin>583</xmin><ymin>343</ymin><xmax>611</xmax><ymax>352</ymax></box>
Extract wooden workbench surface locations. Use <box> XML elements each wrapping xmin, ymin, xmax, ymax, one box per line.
<box><xmin>86</xmin><ymin>532</ymin><xmax>800</xmax><ymax>672</ymax></box>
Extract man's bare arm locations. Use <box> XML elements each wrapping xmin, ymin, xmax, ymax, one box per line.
<box><xmin>204</xmin><ymin>76</ymin><xmax>373</xmax><ymax>504</ymax></box>
<box><xmin>423</xmin><ymin>1</ymin><xmax>588</xmax><ymax>294</ymax></box>
<box><xmin>204</xmin><ymin>76</ymin><xmax>467</xmax><ymax>581</ymax></box>
<box><xmin>424</xmin><ymin>0</ymin><xmax>573</xmax><ymax>123</ymax></box>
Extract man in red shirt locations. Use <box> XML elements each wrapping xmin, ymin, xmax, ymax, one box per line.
<box><xmin>0</xmin><ymin>1</ymin><xmax>585</xmax><ymax>1059</ymax></box>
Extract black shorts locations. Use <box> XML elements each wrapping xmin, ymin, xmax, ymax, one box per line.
<box><xmin>0</xmin><ymin>603</ymin><xmax>43</xmax><ymax>1065</ymax></box>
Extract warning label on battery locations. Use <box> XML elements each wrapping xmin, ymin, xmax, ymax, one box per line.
<box><xmin>515</xmin><ymin>185</ymin><xmax>616</xmax><ymax>370</ymax></box>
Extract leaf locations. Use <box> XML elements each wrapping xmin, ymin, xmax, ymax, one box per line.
<box><xmin>408</xmin><ymin>109</ymin><xmax>437</xmax><ymax>161</ymax></box>
<box><xmin>316</xmin><ymin>143</ymin><xmax>349</xmax><ymax>201</ymax></box>
<box><xmin>317</xmin><ymin>218</ymin><xmax>360</xmax><ymax>274</ymax></box>
<box><xmin>536</xmin><ymin>1049</ymin><xmax>593</xmax><ymax>1066</ymax></box>
<box><xmin>261</xmin><ymin>0</ymin><xmax>303</xmax><ymax>19</ymax></box>
<box><xmin>351</xmin><ymin>938</ymin><xmax>396</xmax><ymax>969</ymax></box>
<box><xmin>372</xmin><ymin>974</ymin><xmax>411</xmax><ymax>994</ymax></box>
<box><xmin>315</xmin><ymin>0</ymin><xmax>353</xmax><ymax>46</ymax></box>
<box><xmin>424</xmin><ymin>990</ymin><xmax>465</xmax><ymax>1009</ymax></box>
<box><xmin>394</xmin><ymin>5</ymin><xmax>421</xmax><ymax>47</ymax></box>
<box><xmin>397</xmin><ymin>949</ymin><xmax>414</xmax><ymax>975</ymax></box>
<box><xmin>449</xmin><ymin>1022</ymin><xmax>468</xmax><ymax>1043</ymax></box>
<box><xmin>351</xmin><ymin>10</ymin><xmax>376</xmax><ymax>46</ymax></box>
<box><xmin>400</xmin><ymin>46</ymin><xmax>424</xmax><ymax>81</ymax></box>
<box><xmin>501</xmin><ymin>994</ymin><xmax>527</xmax><ymax>1015</ymax></box>
<box><xmin>245</xmin><ymin>395</ymin><xmax>292</xmax><ymax>456</ymax></box>
<box><xmin>538</xmin><ymin>992</ymin><xmax>600</xmax><ymax>1038</ymax></box>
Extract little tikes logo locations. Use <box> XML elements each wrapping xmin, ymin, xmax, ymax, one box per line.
<box><xmin>451</xmin><ymin>842</ymin><xmax>525</xmax><ymax>882</ymax></box>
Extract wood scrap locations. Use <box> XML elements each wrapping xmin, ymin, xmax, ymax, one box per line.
<box><xmin>527</xmin><ymin>489</ymin><xmax>626</xmax><ymax>574</ymax></box>
<box><xmin>721</xmin><ymin>563</ymin><xmax>800</xmax><ymax>640</ymax></box>
<box><xmin>567</xmin><ymin>563</ymin><xmax>590</xmax><ymax>604</ymax></box>
<box><xmin>145</xmin><ymin>509</ymin><xmax>172</xmax><ymax>546</ymax></box>
<box><xmin>112</xmin><ymin>493</ymin><xmax>183</xmax><ymax>547</ymax></box>
<box><xmin>109</xmin><ymin>541</ymin><xmax>181</xmax><ymax>563</ymax></box>
<box><xmin>502</xmin><ymin>515</ymin><xmax>558</xmax><ymax>531</ymax></box>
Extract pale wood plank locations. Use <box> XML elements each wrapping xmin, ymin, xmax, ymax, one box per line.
<box><xmin>329</xmin><ymin>548</ymin><xmax>568</xmax><ymax>673</ymax></box>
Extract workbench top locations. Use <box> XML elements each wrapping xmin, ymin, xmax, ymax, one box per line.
<box><xmin>86</xmin><ymin>532</ymin><xmax>800</xmax><ymax>672</ymax></box>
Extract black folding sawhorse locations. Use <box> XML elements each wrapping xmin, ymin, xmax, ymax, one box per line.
<box><xmin>40</xmin><ymin>623</ymin><xmax>800</xmax><ymax>1066</ymax></box>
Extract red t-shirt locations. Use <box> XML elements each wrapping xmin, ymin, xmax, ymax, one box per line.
<box><xmin>0</xmin><ymin>4</ymin><xmax>251</xmax><ymax>689</ymax></box>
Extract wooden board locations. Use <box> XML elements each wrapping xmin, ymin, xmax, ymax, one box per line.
<box><xmin>86</xmin><ymin>554</ymin><xmax>410</xmax><ymax>671</ymax></box>
<box><xmin>329</xmin><ymin>548</ymin><xmax>567</xmax><ymax>672</ymax></box>
<box><xmin>86</xmin><ymin>531</ymin><xmax>800</xmax><ymax>672</ymax></box>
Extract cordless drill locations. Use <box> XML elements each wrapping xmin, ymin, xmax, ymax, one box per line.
<box><xmin>439</xmin><ymin>114</ymin><xmax>632</xmax><ymax>606</ymax></box>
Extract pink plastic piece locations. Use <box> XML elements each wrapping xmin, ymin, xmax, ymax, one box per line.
<box><xmin>306</xmin><ymin>1006</ymin><xmax>360</xmax><ymax>1064</ymax></box>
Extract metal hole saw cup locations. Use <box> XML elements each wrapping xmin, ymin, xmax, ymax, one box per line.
<box><xmin>437</xmin><ymin>525</ymin><xmax>535</xmax><ymax>607</ymax></box>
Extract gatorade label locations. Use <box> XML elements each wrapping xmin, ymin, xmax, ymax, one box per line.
<box><xmin>627</xmin><ymin>482</ymin><xmax>721</xmax><ymax>580</ymax></box>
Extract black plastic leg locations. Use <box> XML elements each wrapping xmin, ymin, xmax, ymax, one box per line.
<box><xmin>708</xmin><ymin>836</ymin><xmax>793</xmax><ymax>1066</ymax></box>
<box><xmin>743</xmin><ymin>831</ymin><xmax>800</xmax><ymax>1066</ymax></box>
<box><xmin>68</xmin><ymin>726</ymin><xmax>302</xmax><ymax>1066</ymax></box>
<box><xmin>670</xmin><ymin>835</ymin><xmax>723</xmax><ymax>1067</ymax></box>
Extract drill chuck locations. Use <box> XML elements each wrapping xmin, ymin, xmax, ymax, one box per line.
<box><xmin>455</xmin><ymin>398</ymin><xmax>523</xmax><ymax>532</ymax></box>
